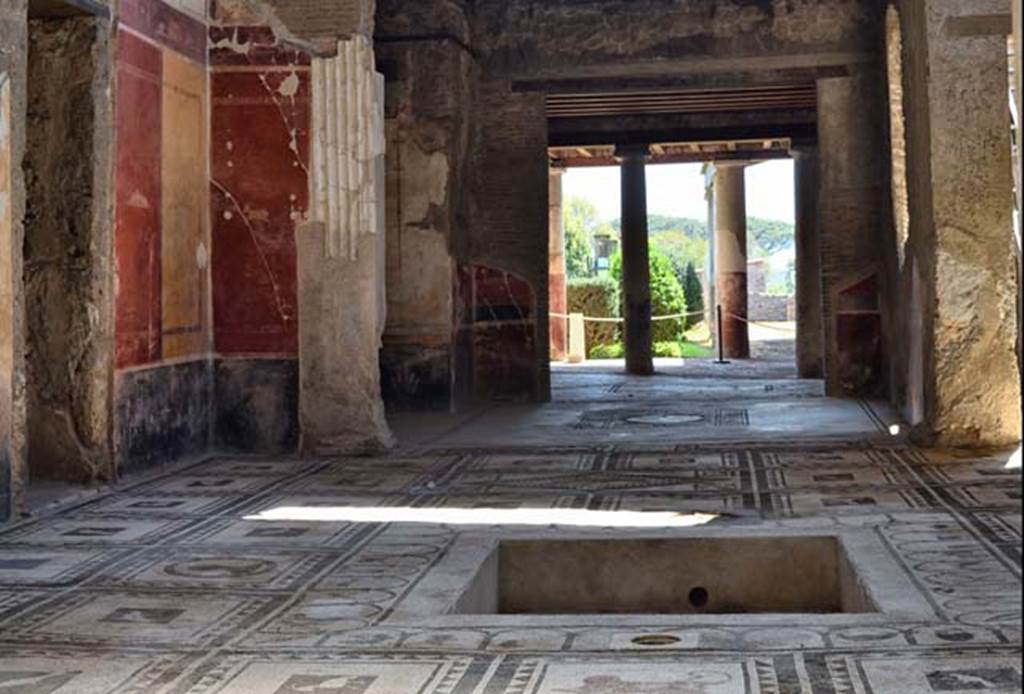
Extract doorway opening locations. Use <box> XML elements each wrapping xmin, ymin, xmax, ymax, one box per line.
<box><xmin>547</xmin><ymin>143</ymin><xmax>800</xmax><ymax>382</ymax></box>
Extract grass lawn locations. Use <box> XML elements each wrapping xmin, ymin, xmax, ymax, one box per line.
<box><xmin>589</xmin><ymin>340</ymin><xmax>714</xmax><ymax>360</ymax></box>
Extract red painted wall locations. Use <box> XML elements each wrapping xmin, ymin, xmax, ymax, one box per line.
<box><xmin>209</xmin><ymin>27</ymin><xmax>310</xmax><ymax>356</ymax></box>
<box><xmin>114</xmin><ymin>31</ymin><xmax>163</xmax><ymax>369</ymax></box>
<box><xmin>113</xmin><ymin>0</ymin><xmax>207</xmax><ymax>369</ymax></box>
<box><xmin>469</xmin><ymin>265</ymin><xmax>538</xmax><ymax>401</ymax></box>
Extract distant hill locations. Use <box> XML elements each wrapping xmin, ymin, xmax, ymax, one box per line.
<box><xmin>611</xmin><ymin>215</ymin><xmax>705</xmax><ymax>238</ymax></box>
<box><xmin>610</xmin><ymin>215</ymin><xmax>794</xmax><ymax>254</ymax></box>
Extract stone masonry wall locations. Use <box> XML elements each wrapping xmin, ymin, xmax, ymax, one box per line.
<box><xmin>472</xmin><ymin>0</ymin><xmax>883</xmax><ymax>79</ymax></box>
<box><xmin>24</xmin><ymin>16</ymin><xmax>114</xmax><ymax>486</ymax></box>
<box><xmin>893</xmin><ymin>0</ymin><xmax>1021</xmax><ymax>446</ymax></box>
<box><xmin>0</xmin><ymin>0</ymin><xmax>27</xmax><ymax>520</ymax></box>
<box><xmin>817</xmin><ymin>68</ymin><xmax>889</xmax><ymax>397</ymax></box>
<box><xmin>468</xmin><ymin>79</ymin><xmax>549</xmax><ymax>401</ymax></box>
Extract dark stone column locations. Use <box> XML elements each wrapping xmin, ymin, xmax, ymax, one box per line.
<box><xmin>713</xmin><ymin>162</ymin><xmax>750</xmax><ymax>359</ymax></box>
<box><xmin>793</xmin><ymin>146</ymin><xmax>823</xmax><ymax>378</ymax></box>
<box><xmin>618</xmin><ymin>145</ymin><xmax>653</xmax><ymax>375</ymax></box>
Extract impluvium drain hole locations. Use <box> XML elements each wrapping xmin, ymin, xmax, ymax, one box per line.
<box><xmin>631</xmin><ymin>634</ymin><xmax>682</xmax><ymax>647</ymax></box>
<box><xmin>688</xmin><ymin>586</ymin><xmax>709</xmax><ymax>609</ymax></box>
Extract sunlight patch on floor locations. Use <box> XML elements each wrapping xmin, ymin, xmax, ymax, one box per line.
<box><xmin>244</xmin><ymin>506</ymin><xmax>719</xmax><ymax>528</ymax></box>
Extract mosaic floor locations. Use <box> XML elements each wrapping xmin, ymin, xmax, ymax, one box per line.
<box><xmin>1</xmin><ymin>371</ymin><xmax>1021</xmax><ymax>693</ymax></box>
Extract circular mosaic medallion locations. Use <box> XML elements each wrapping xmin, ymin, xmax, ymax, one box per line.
<box><xmin>163</xmin><ymin>558</ymin><xmax>276</xmax><ymax>579</ymax></box>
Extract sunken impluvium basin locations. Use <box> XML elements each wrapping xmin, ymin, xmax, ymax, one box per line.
<box><xmin>452</xmin><ymin>537</ymin><xmax>876</xmax><ymax>615</ymax></box>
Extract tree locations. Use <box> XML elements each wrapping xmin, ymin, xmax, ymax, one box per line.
<box><xmin>683</xmin><ymin>262</ymin><xmax>704</xmax><ymax>327</ymax></box>
<box><xmin>563</xmin><ymin>196</ymin><xmax>602</xmax><ymax>278</ymax></box>
<box><xmin>650</xmin><ymin>231</ymin><xmax>707</xmax><ymax>287</ymax></box>
<box><xmin>747</xmin><ymin>217</ymin><xmax>794</xmax><ymax>257</ymax></box>
<box><xmin>610</xmin><ymin>248</ymin><xmax>688</xmax><ymax>342</ymax></box>
<box><xmin>564</xmin><ymin>220</ymin><xmax>593</xmax><ymax>278</ymax></box>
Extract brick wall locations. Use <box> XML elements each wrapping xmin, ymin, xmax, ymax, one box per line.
<box><xmin>468</xmin><ymin>79</ymin><xmax>549</xmax><ymax>401</ymax></box>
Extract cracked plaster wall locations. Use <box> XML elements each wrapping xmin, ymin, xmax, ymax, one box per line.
<box><xmin>213</xmin><ymin>0</ymin><xmax>374</xmax><ymax>44</ymax></box>
<box><xmin>377</xmin><ymin>0</ymin><xmax>478</xmax><ymax>409</ymax></box>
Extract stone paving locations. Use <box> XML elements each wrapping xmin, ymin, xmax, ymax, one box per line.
<box><xmin>0</xmin><ymin>369</ymin><xmax>1020</xmax><ymax>693</ymax></box>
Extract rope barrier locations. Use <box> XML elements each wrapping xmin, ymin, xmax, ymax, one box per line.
<box><xmin>651</xmin><ymin>310</ymin><xmax>706</xmax><ymax>322</ymax></box>
<box><xmin>724</xmin><ymin>312</ymin><xmax>797</xmax><ymax>333</ymax></box>
<box><xmin>553</xmin><ymin>310</ymin><xmax>793</xmax><ymax>333</ymax></box>
<box><xmin>549</xmin><ymin>310</ymin><xmax>705</xmax><ymax>323</ymax></box>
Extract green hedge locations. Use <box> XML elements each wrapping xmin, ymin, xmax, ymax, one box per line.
<box><xmin>610</xmin><ymin>249</ymin><xmax>688</xmax><ymax>342</ymax></box>
<box><xmin>567</xmin><ymin>277</ymin><xmax>620</xmax><ymax>356</ymax></box>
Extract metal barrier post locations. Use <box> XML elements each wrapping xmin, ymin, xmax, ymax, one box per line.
<box><xmin>714</xmin><ymin>304</ymin><xmax>730</xmax><ymax>364</ymax></box>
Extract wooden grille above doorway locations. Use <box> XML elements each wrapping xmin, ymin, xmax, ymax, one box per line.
<box><xmin>547</xmin><ymin>138</ymin><xmax>793</xmax><ymax>168</ymax></box>
<box><xmin>545</xmin><ymin>84</ymin><xmax>817</xmax><ymax>119</ymax></box>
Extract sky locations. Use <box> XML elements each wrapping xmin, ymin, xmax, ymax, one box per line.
<box><xmin>562</xmin><ymin>159</ymin><xmax>795</xmax><ymax>224</ymax></box>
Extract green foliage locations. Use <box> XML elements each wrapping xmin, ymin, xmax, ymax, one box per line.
<box><xmin>587</xmin><ymin>342</ymin><xmax>625</xmax><ymax>360</ymax></box>
<box><xmin>650</xmin><ymin>232</ymin><xmax>707</xmax><ymax>288</ymax></box>
<box><xmin>609</xmin><ymin>248</ymin><xmax>688</xmax><ymax>342</ymax></box>
<box><xmin>589</xmin><ymin>341</ymin><xmax>714</xmax><ymax>360</ymax></box>
<box><xmin>563</xmin><ymin>197</ymin><xmax>594</xmax><ymax>278</ymax></box>
<box><xmin>563</xmin><ymin>196</ymin><xmax>619</xmax><ymax>279</ymax></box>
<box><xmin>564</xmin><ymin>221</ymin><xmax>592</xmax><ymax>279</ymax></box>
<box><xmin>682</xmin><ymin>262</ymin><xmax>704</xmax><ymax>327</ymax></box>
<box><xmin>566</xmin><ymin>277</ymin><xmax>620</xmax><ymax>356</ymax></box>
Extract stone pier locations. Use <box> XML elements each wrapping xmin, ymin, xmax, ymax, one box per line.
<box><xmin>713</xmin><ymin>162</ymin><xmax>750</xmax><ymax>359</ymax></box>
<box><xmin>298</xmin><ymin>49</ymin><xmax>393</xmax><ymax>455</ymax></box>
<box><xmin>297</xmin><ymin>219</ymin><xmax>395</xmax><ymax>455</ymax></box>
<box><xmin>817</xmin><ymin>72</ymin><xmax>886</xmax><ymax>397</ymax></box>
<box><xmin>793</xmin><ymin>147</ymin><xmax>823</xmax><ymax>378</ymax></box>
<box><xmin>548</xmin><ymin>169</ymin><xmax>567</xmax><ymax>361</ymax></box>
<box><xmin>618</xmin><ymin>145</ymin><xmax>653</xmax><ymax>375</ymax></box>
<box><xmin>893</xmin><ymin>0</ymin><xmax>1021</xmax><ymax>446</ymax></box>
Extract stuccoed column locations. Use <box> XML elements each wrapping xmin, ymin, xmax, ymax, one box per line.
<box><xmin>548</xmin><ymin>168</ymin><xmax>567</xmax><ymax>361</ymax></box>
<box><xmin>713</xmin><ymin>162</ymin><xmax>750</xmax><ymax>359</ymax></box>
<box><xmin>299</xmin><ymin>43</ymin><xmax>393</xmax><ymax>454</ymax></box>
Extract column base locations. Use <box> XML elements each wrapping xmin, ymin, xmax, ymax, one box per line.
<box><xmin>302</xmin><ymin>429</ymin><xmax>396</xmax><ymax>457</ymax></box>
<box><xmin>626</xmin><ymin>361</ymin><xmax>655</xmax><ymax>376</ymax></box>
<box><xmin>718</xmin><ymin>271</ymin><xmax>750</xmax><ymax>359</ymax></box>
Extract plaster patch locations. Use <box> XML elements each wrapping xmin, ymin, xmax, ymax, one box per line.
<box><xmin>401</xmin><ymin>142</ymin><xmax>448</xmax><ymax>225</ymax></box>
<box><xmin>211</xmin><ymin>28</ymin><xmax>253</xmax><ymax>55</ymax></box>
<box><xmin>278</xmin><ymin>72</ymin><xmax>299</xmax><ymax>98</ymax></box>
<box><xmin>935</xmin><ymin>247</ymin><xmax>984</xmax><ymax>327</ymax></box>
<box><xmin>127</xmin><ymin>191</ymin><xmax>150</xmax><ymax>209</ymax></box>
